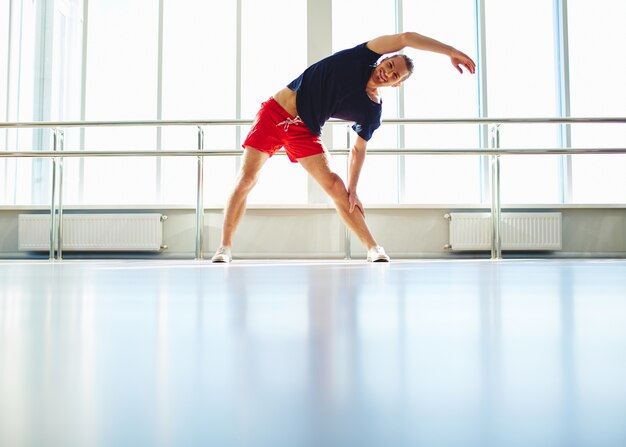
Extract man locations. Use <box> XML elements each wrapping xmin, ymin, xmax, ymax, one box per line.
<box><xmin>212</xmin><ymin>32</ymin><xmax>475</xmax><ymax>263</ymax></box>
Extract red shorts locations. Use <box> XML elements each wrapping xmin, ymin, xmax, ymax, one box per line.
<box><xmin>243</xmin><ymin>97</ymin><xmax>326</xmax><ymax>163</ymax></box>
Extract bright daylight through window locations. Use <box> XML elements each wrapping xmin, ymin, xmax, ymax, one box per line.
<box><xmin>1</xmin><ymin>0</ymin><xmax>624</xmax><ymax>207</ymax></box>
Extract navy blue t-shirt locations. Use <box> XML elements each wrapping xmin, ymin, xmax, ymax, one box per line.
<box><xmin>287</xmin><ymin>43</ymin><xmax>382</xmax><ymax>141</ymax></box>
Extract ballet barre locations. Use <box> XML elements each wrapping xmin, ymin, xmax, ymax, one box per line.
<box><xmin>1</xmin><ymin>117</ymin><xmax>625</xmax><ymax>261</ymax></box>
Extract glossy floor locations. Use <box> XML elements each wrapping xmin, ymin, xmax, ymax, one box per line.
<box><xmin>1</xmin><ymin>259</ymin><xmax>625</xmax><ymax>447</ymax></box>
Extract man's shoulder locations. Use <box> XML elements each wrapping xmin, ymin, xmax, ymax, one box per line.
<box><xmin>332</xmin><ymin>42</ymin><xmax>378</xmax><ymax>59</ymax></box>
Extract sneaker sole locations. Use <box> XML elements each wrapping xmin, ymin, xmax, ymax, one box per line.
<box><xmin>368</xmin><ymin>256</ymin><xmax>390</xmax><ymax>262</ymax></box>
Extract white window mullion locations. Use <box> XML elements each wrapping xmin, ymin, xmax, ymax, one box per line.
<box><xmin>33</xmin><ymin>0</ymin><xmax>55</xmax><ymax>205</ymax></box>
<box><xmin>2</xmin><ymin>0</ymin><xmax>11</xmax><ymax>124</ymax></box>
<box><xmin>395</xmin><ymin>0</ymin><xmax>405</xmax><ymax>204</ymax></box>
<box><xmin>306</xmin><ymin>0</ymin><xmax>332</xmax><ymax>205</ymax></box>
<box><xmin>156</xmin><ymin>0</ymin><xmax>164</xmax><ymax>202</ymax></box>
<box><xmin>2</xmin><ymin>0</ymin><xmax>14</xmax><ymax>204</ymax></box>
<box><xmin>475</xmin><ymin>0</ymin><xmax>490</xmax><ymax>205</ymax></box>
<box><xmin>554</xmin><ymin>0</ymin><xmax>572</xmax><ymax>204</ymax></box>
<box><xmin>79</xmin><ymin>0</ymin><xmax>88</xmax><ymax>204</ymax></box>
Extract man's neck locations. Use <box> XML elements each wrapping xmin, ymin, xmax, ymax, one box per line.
<box><xmin>365</xmin><ymin>84</ymin><xmax>381</xmax><ymax>104</ymax></box>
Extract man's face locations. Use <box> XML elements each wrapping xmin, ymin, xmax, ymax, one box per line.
<box><xmin>370</xmin><ymin>56</ymin><xmax>411</xmax><ymax>88</ymax></box>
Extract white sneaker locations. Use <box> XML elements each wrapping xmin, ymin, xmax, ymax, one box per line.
<box><xmin>367</xmin><ymin>245</ymin><xmax>390</xmax><ymax>263</ymax></box>
<box><xmin>211</xmin><ymin>246</ymin><xmax>232</xmax><ymax>263</ymax></box>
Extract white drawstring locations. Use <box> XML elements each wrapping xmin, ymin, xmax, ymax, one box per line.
<box><xmin>276</xmin><ymin>116</ymin><xmax>303</xmax><ymax>131</ymax></box>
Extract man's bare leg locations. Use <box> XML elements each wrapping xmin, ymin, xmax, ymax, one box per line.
<box><xmin>212</xmin><ymin>147</ymin><xmax>269</xmax><ymax>262</ymax></box>
<box><xmin>298</xmin><ymin>152</ymin><xmax>387</xmax><ymax>258</ymax></box>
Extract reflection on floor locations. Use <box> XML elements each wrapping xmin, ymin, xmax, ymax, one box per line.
<box><xmin>1</xmin><ymin>259</ymin><xmax>625</xmax><ymax>447</ymax></box>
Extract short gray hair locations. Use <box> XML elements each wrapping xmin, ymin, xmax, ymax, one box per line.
<box><xmin>397</xmin><ymin>54</ymin><xmax>414</xmax><ymax>82</ymax></box>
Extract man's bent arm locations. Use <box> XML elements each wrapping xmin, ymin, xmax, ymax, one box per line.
<box><xmin>367</xmin><ymin>32</ymin><xmax>475</xmax><ymax>74</ymax></box>
<box><xmin>347</xmin><ymin>136</ymin><xmax>368</xmax><ymax>214</ymax></box>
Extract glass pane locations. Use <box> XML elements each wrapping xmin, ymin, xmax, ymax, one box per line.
<box><xmin>83</xmin><ymin>0</ymin><xmax>159</xmax><ymax>205</ymax></box>
<box><xmin>86</xmin><ymin>0</ymin><xmax>158</xmax><ymax>121</ymax></box>
<box><xmin>402</xmin><ymin>0</ymin><xmax>477</xmax><ymax>119</ymax></box>
<box><xmin>3</xmin><ymin>1</ymin><xmax>41</xmax><ymax>205</ymax></box>
<box><xmin>160</xmin><ymin>128</ymin><xmax>196</xmax><ymax>206</ymax></box>
<box><xmin>485</xmin><ymin>0</ymin><xmax>556</xmax><ymax>116</ymax></box>
<box><xmin>568</xmin><ymin>0</ymin><xmax>626</xmax><ymax>204</ymax></box>
<box><xmin>161</xmin><ymin>0</ymin><xmax>238</xmax><ymax>206</ymax></box>
<box><xmin>1</xmin><ymin>0</ymin><xmax>11</xmax><ymax>203</ymax></box>
<box><xmin>51</xmin><ymin>3</ymin><xmax>82</xmax><ymax>123</ymax></box>
<box><xmin>0</xmin><ymin>0</ymin><xmax>8</xmax><ymax>122</ymax></box>
<box><xmin>498</xmin><ymin>125</ymin><xmax>561</xmax><ymax>204</ymax></box>
<box><xmin>485</xmin><ymin>0</ymin><xmax>561</xmax><ymax>204</ymax></box>
<box><xmin>82</xmin><ymin>128</ymin><xmax>157</xmax><ymax>205</ymax></box>
<box><xmin>402</xmin><ymin>0</ymin><xmax>479</xmax><ymax>204</ymax></box>
<box><xmin>332</xmin><ymin>0</ymin><xmax>396</xmax><ymax>52</ymax></box>
<box><xmin>405</xmin><ymin>154</ymin><xmax>481</xmax><ymax>204</ymax></box>
<box><xmin>404</xmin><ymin>124</ymin><xmax>480</xmax><ymax>204</ymax></box>
<box><xmin>571</xmin><ymin>154</ymin><xmax>626</xmax><ymax>204</ymax></box>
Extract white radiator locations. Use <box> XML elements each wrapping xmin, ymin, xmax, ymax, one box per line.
<box><xmin>18</xmin><ymin>213</ymin><xmax>165</xmax><ymax>251</ymax></box>
<box><xmin>447</xmin><ymin>212</ymin><xmax>562</xmax><ymax>251</ymax></box>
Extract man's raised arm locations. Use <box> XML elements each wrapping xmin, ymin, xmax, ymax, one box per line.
<box><xmin>367</xmin><ymin>32</ymin><xmax>476</xmax><ymax>74</ymax></box>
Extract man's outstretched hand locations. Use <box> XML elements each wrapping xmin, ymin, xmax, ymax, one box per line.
<box><xmin>450</xmin><ymin>49</ymin><xmax>476</xmax><ymax>74</ymax></box>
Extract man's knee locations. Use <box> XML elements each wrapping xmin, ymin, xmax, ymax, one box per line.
<box><xmin>324</xmin><ymin>172</ymin><xmax>348</xmax><ymax>197</ymax></box>
<box><xmin>236</xmin><ymin>171</ymin><xmax>259</xmax><ymax>193</ymax></box>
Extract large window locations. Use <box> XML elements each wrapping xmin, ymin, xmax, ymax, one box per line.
<box><xmin>485</xmin><ymin>0</ymin><xmax>561</xmax><ymax>204</ymax></box>
<box><xmin>84</xmin><ymin>0</ymin><xmax>306</xmax><ymax>206</ymax></box>
<box><xmin>2</xmin><ymin>0</ymin><xmax>625</xmax><ymax>207</ymax></box>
